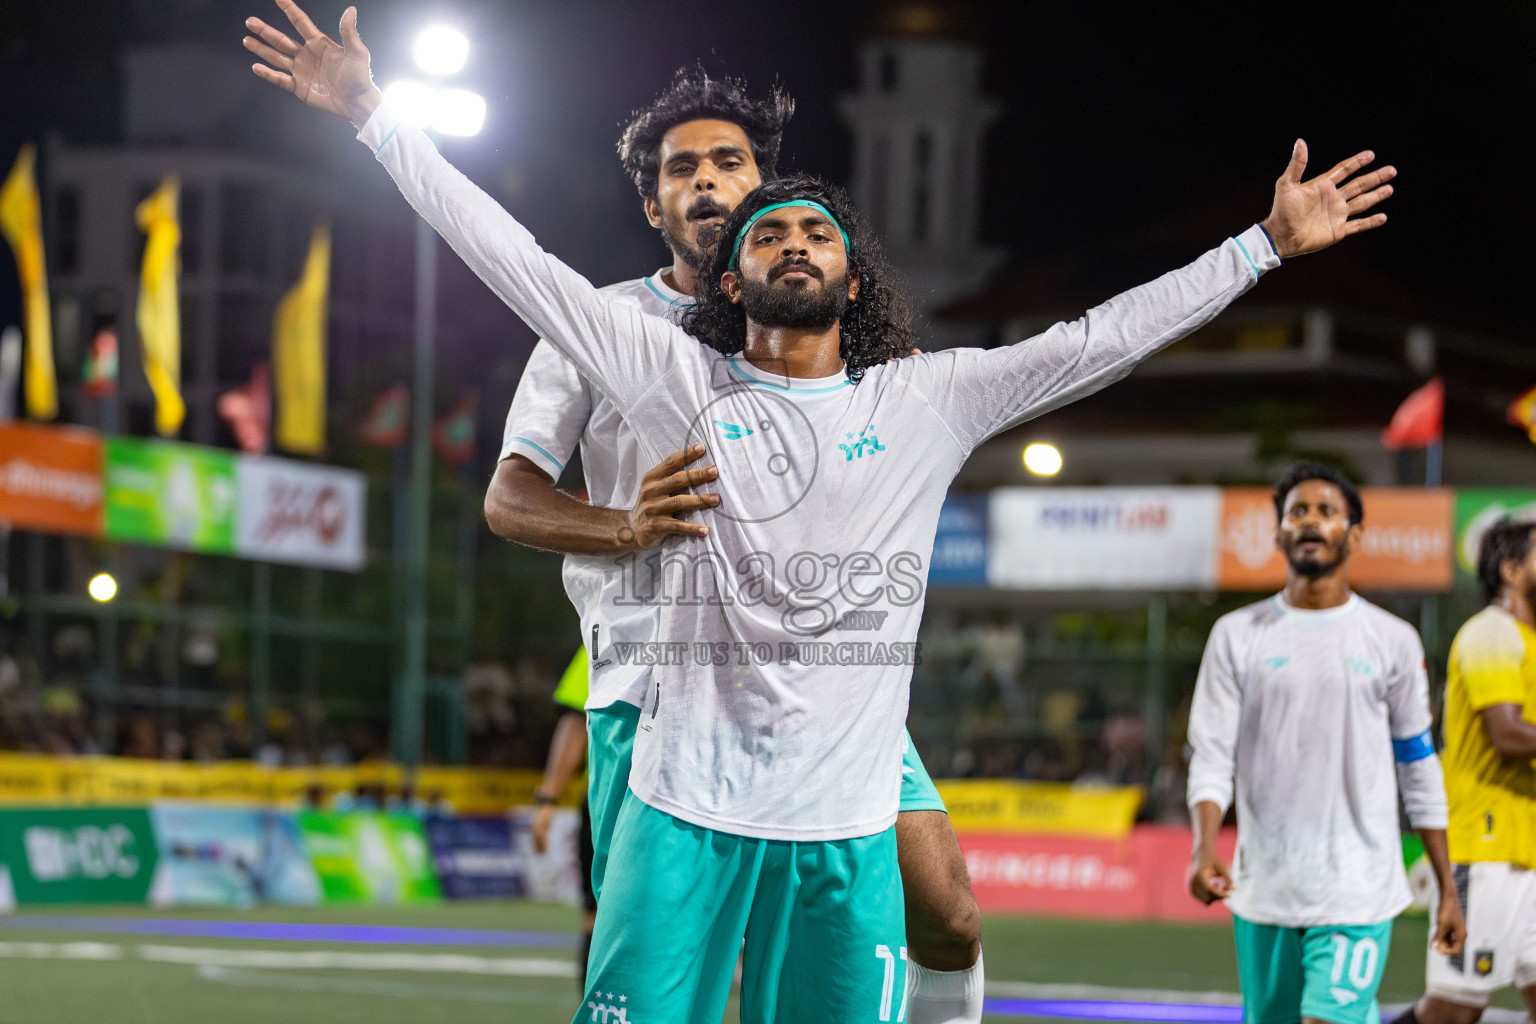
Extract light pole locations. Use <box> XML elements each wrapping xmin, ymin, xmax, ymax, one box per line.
<box><xmin>388</xmin><ymin>27</ymin><xmax>485</xmax><ymax>768</ymax></box>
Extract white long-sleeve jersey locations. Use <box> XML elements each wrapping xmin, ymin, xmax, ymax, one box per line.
<box><xmin>362</xmin><ymin>103</ymin><xmax>1279</xmax><ymax>841</ymax></box>
<box><xmin>1187</xmin><ymin>593</ymin><xmax>1449</xmax><ymax>927</ymax></box>
<box><xmin>499</xmin><ymin>272</ymin><xmax>689</xmax><ymax>711</ymax></box>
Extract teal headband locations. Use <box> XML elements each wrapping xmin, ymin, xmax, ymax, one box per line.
<box><xmin>727</xmin><ymin>200</ymin><xmax>850</xmax><ymax>271</ymax></box>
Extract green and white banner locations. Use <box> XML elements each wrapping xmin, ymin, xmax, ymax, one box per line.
<box><xmin>103</xmin><ymin>436</ymin><xmax>237</xmax><ymax>554</ymax></box>
<box><xmin>296</xmin><ymin>811</ymin><xmax>441</xmax><ymax>904</ymax></box>
<box><xmin>1453</xmin><ymin>488</ymin><xmax>1536</xmax><ymax>584</ymax></box>
<box><xmin>0</xmin><ymin>807</ymin><xmax>158</xmax><ymax>904</ymax></box>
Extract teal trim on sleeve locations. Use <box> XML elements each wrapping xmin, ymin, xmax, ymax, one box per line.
<box><xmin>1257</xmin><ymin>224</ymin><xmax>1280</xmax><ymax>260</ymax></box>
<box><xmin>511</xmin><ymin>436</ymin><xmax>565</xmax><ymax>473</ymax></box>
<box><xmin>1233</xmin><ymin>236</ymin><xmax>1260</xmax><ymax>281</ymax></box>
<box><xmin>1393</xmin><ymin>729</ymin><xmax>1435</xmax><ymax>763</ymax></box>
<box><xmin>372</xmin><ymin>123</ymin><xmax>401</xmax><ymax>156</ymax></box>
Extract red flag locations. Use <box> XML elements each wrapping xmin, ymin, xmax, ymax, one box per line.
<box><xmin>217</xmin><ymin>363</ymin><xmax>271</xmax><ymax>454</ymax></box>
<box><xmin>1381</xmin><ymin>376</ymin><xmax>1443</xmax><ymax>449</ymax></box>
<box><xmin>432</xmin><ymin>394</ymin><xmax>477</xmax><ymax>466</ymax></box>
<box><xmin>355</xmin><ymin>384</ymin><xmax>409</xmax><ymax>447</ymax></box>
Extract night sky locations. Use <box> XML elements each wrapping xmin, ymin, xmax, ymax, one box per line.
<box><xmin>1</xmin><ymin>1</ymin><xmax>1530</xmax><ymax>385</ymax></box>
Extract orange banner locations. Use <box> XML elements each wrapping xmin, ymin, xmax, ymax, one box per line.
<box><xmin>0</xmin><ymin>422</ymin><xmax>103</xmax><ymax>535</ymax></box>
<box><xmin>1218</xmin><ymin>487</ymin><xmax>1453</xmax><ymax>592</ymax></box>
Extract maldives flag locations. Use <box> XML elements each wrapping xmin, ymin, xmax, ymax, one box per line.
<box><xmin>432</xmin><ymin>395</ymin><xmax>478</xmax><ymax>466</ymax></box>
<box><xmin>355</xmin><ymin>384</ymin><xmax>409</xmax><ymax>447</ymax></box>
<box><xmin>1381</xmin><ymin>377</ymin><xmax>1443</xmax><ymax>449</ymax></box>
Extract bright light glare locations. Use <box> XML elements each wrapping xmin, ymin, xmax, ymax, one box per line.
<box><xmin>88</xmin><ymin>572</ymin><xmax>118</xmax><ymax>603</ymax></box>
<box><xmin>1023</xmin><ymin>443</ymin><xmax>1063</xmax><ymax>476</ymax></box>
<box><xmin>432</xmin><ymin>88</ymin><xmax>487</xmax><ymax>137</ymax></box>
<box><xmin>413</xmin><ymin>25</ymin><xmax>469</xmax><ymax>75</ymax></box>
<box><xmin>383</xmin><ymin>79</ymin><xmax>437</xmax><ymax>128</ymax></box>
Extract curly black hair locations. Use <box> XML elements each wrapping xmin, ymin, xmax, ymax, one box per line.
<box><xmin>679</xmin><ymin>175</ymin><xmax>914</xmax><ymax>383</ymax></box>
<box><xmin>1272</xmin><ymin>460</ymin><xmax>1364</xmax><ymax>525</ymax></box>
<box><xmin>617</xmin><ymin>67</ymin><xmax>795</xmax><ymax>202</ymax></box>
<box><xmin>1478</xmin><ymin>517</ymin><xmax>1536</xmax><ymax>603</ymax></box>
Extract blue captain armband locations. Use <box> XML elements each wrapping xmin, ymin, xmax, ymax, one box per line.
<box><xmin>1392</xmin><ymin>730</ymin><xmax>1436</xmax><ymax>763</ymax></box>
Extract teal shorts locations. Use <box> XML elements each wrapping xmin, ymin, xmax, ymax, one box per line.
<box><xmin>586</xmin><ymin>701</ymin><xmax>641</xmax><ymax>902</ymax></box>
<box><xmin>1233</xmin><ymin>914</ymin><xmax>1393</xmax><ymax>1024</ymax></box>
<box><xmin>587</xmin><ymin>701</ymin><xmax>944</xmax><ymax>900</ymax></box>
<box><xmin>576</xmin><ymin>794</ymin><xmax>907</xmax><ymax>1024</ymax></box>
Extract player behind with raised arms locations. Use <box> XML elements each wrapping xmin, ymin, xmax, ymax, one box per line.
<box><xmin>482</xmin><ymin>70</ymin><xmax>988</xmax><ymax>1022</ymax></box>
<box><xmin>245</xmin><ymin>5</ymin><xmax>1399</xmax><ymax>1018</ymax></box>
<box><xmin>1390</xmin><ymin>518</ymin><xmax>1536</xmax><ymax>1024</ymax></box>
<box><xmin>1188</xmin><ymin>462</ymin><xmax>1468</xmax><ymax>1024</ymax></box>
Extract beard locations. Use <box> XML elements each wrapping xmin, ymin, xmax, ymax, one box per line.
<box><xmin>660</xmin><ymin>196</ymin><xmax>730</xmax><ymax>274</ymax></box>
<box><xmin>1282</xmin><ymin>534</ymin><xmax>1347</xmax><ymax>580</ymax></box>
<box><xmin>739</xmin><ymin>261</ymin><xmax>849</xmax><ymax>330</ymax></box>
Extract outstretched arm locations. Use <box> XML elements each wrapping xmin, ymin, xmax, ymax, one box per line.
<box><xmin>244</xmin><ymin>1</ymin><xmax>691</xmax><ymax>418</ymax></box>
<box><xmin>913</xmin><ymin>143</ymin><xmax>1396</xmax><ymax>454</ymax></box>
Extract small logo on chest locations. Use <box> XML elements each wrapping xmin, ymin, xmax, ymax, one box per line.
<box><xmin>840</xmin><ymin>424</ymin><xmax>886</xmax><ymax>461</ymax></box>
<box><xmin>1261</xmin><ymin>655</ymin><xmax>1290</xmax><ymax>670</ymax></box>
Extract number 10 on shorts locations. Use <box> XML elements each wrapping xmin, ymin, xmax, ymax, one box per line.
<box><xmin>875</xmin><ymin>945</ymin><xmax>909</xmax><ymax>1022</ymax></box>
<box><xmin>1329</xmin><ymin>933</ymin><xmax>1381</xmax><ymax>1000</ymax></box>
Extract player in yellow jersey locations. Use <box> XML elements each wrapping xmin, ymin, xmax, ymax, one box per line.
<box><xmin>531</xmin><ymin>648</ymin><xmax>594</xmax><ymax>990</ymax></box>
<box><xmin>1393</xmin><ymin>519</ymin><xmax>1536</xmax><ymax>1024</ymax></box>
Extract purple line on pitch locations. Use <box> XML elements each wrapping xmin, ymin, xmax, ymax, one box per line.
<box><xmin>0</xmin><ymin>915</ymin><xmax>578</xmax><ymax>948</ymax></box>
<box><xmin>983</xmin><ymin>999</ymin><xmax>1243</xmax><ymax>1023</ymax></box>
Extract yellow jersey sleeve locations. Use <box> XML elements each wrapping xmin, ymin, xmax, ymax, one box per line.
<box><xmin>552</xmin><ymin>647</ymin><xmax>589</xmax><ymax>712</ymax></box>
<box><xmin>1454</xmin><ymin>610</ymin><xmax>1528</xmax><ymax>711</ymax></box>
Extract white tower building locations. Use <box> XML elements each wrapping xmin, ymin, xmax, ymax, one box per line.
<box><xmin>838</xmin><ymin>1</ymin><xmax>1004</xmax><ymax>345</ymax></box>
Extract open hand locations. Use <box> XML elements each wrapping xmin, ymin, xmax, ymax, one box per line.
<box><xmin>245</xmin><ymin>1</ymin><xmax>381</xmax><ymax>128</ymax></box>
<box><xmin>1261</xmin><ymin>141</ymin><xmax>1395</xmax><ymax>258</ymax></box>
<box><xmin>620</xmin><ymin>445</ymin><xmax>719</xmax><ymax>550</ymax></box>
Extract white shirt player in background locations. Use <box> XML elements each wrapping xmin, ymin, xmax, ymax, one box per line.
<box><xmin>1188</xmin><ymin>462</ymin><xmax>1467</xmax><ymax>1024</ymax></box>
<box><xmin>477</xmin><ymin>72</ymin><xmax>988</xmax><ymax>1022</ymax></box>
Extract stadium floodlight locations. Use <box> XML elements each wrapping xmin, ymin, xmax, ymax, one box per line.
<box><xmin>431</xmin><ymin>88</ymin><xmax>487</xmax><ymax>137</ymax></box>
<box><xmin>88</xmin><ymin>572</ymin><xmax>118</xmax><ymax>603</ymax></box>
<box><xmin>383</xmin><ymin>79</ymin><xmax>438</xmax><ymax>128</ymax></box>
<box><xmin>1023</xmin><ymin>442</ymin><xmax>1062</xmax><ymax>476</ymax></box>
<box><xmin>413</xmin><ymin>25</ymin><xmax>469</xmax><ymax>76</ymax></box>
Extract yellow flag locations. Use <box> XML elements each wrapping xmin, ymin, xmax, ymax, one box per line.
<box><xmin>0</xmin><ymin>144</ymin><xmax>58</xmax><ymax>420</ymax></box>
<box><xmin>135</xmin><ymin>177</ymin><xmax>184</xmax><ymax>436</ymax></box>
<box><xmin>273</xmin><ymin>223</ymin><xmax>330</xmax><ymax>454</ymax></box>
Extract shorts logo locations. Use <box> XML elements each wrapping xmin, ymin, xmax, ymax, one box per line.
<box><xmin>587</xmin><ymin>992</ymin><xmax>630</xmax><ymax>1022</ymax></box>
<box><xmin>1474</xmin><ymin>950</ymin><xmax>1495</xmax><ymax>977</ymax></box>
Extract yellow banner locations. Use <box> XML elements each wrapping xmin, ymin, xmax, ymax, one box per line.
<box><xmin>0</xmin><ymin>754</ymin><xmax>581</xmax><ymax>815</ymax></box>
<box><xmin>134</xmin><ymin>177</ymin><xmax>184</xmax><ymax>436</ymax></box>
<box><xmin>934</xmin><ymin>779</ymin><xmax>1143</xmax><ymax>839</ymax></box>
<box><xmin>0</xmin><ymin>143</ymin><xmax>57</xmax><ymax>420</ymax></box>
<box><xmin>273</xmin><ymin>223</ymin><xmax>330</xmax><ymax>454</ymax></box>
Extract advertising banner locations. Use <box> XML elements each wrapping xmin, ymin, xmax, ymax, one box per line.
<box><xmin>935</xmin><ymin>780</ymin><xmax>1142</xmax><ymax>839</ymax></box>
<box><xmin>1218</xmin><ymin>488</ymin><xmax>1453</xmax><ymax>592</ymax></box>
<box><xmin>426</xmin><ymin>815</ymin><xmax>529</xmax><ymax>899</ymax></box>
<box><xmin>236</xmin><ymin>456</ymin><xmax>367</xmax><ymax>571</ymax></box>
<box><xmin>103</xmin><ymin>436</ymin><xmax>236</xmax><ymax>553</ymax></box>
<box><xmin>989</xmin><ymin>487</ymin><xmax>1221</xmax><ymax>590</ymax></box>
<box><xmin>0</xmin><ymin>422</ymin><xmax>103</xmax><ymax>535</ymax></box>
<box><xmin>296</xmin><ymin>811</ymin><xmax>441</xmax><ymax>904</ymax></box>
<box><xmin>1453</xmin><ymin>489</ymin><xmax>1536</xmax><ymax>585</ymax></box>
<box><xmin>0</xmin><ymin>807</ymin><xmax>158</xmax><ymax>904</ymax></box>
<box><xmin>930</xmin><ymin>493</ymin><xmax>988</xmax><ymax>586</ymax></box>
<box><xmin>959</xmin><ymin>825</ymin><xmax>1235</xmax><ymax>922</ymax></box>
<box><xmin>147</xmin><ymin>804</ymin><xmax>321</xmax><ymax>907</ymax></box>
